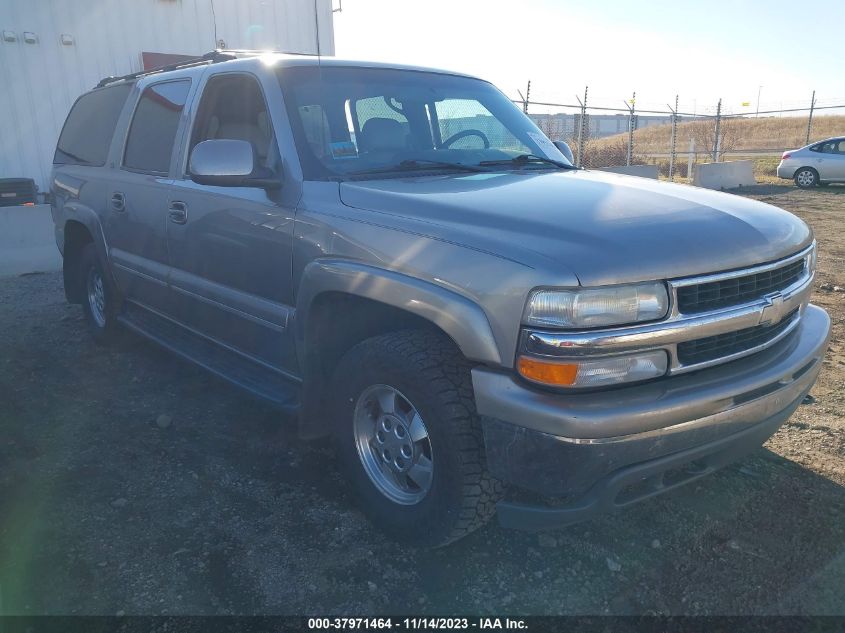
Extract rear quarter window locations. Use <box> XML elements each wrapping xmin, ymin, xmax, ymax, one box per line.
<box><xmin>54</xmin><ymin>84</ymin><xmax>132</xmax><ymax>166</ymax></box>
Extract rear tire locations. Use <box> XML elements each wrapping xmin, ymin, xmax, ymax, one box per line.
<box><xmin>331</xmin><ymin>329</ymin><xmax>504</xmax><ymax>547</ymax></box>
<box><xmin>79</xmin><ymin>243</ymin><xmax>121</xmax><ymax>343</ymax></box>
<box><xmin>794</xmin><ymin>167</ymin><xmax>818</xmax><ymax>188</ymax></box>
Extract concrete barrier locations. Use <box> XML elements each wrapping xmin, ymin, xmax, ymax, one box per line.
<box><xmin>597</xmin><ymin>165</ymin><xmax>659</xmax><ymax>179</ymax></box>
<box><xmin>0</xmin><ymin>204</ymin><xmax>62</xmax><ymax>277</ymax></box>
<box><xmin>693</xmin><ymin>160</ymin><xmax>756</xmax><ymax>190</ymax></box>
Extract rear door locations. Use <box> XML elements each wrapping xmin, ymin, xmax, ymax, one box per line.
<box><xmin>106</xmin><ymin>79</ymin><xmax>192</xmax><ymax>312</ymax></box>
<box><xmin>165</xmin><ymin>71</ymin><xmax>299</xmax><ymax>373</ymax></box>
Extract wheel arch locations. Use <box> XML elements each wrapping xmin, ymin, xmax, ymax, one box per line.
<box><xmin>794</xmin><ymin>165</ymin><xmax>820</xmax><ymax>185</ymax></box>
<box><xmin>294</xmin><ymin>260</ymin><xmax>502</xmax><ymax>438</ymax></box>
<box><xmin>59</xmin><ymin>205</ymin><xmax>113</xmax><ymax>304</ymax></box>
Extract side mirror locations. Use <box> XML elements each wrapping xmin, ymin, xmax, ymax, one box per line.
<box><xmin>553</xmin><ymin>140</ymin><xmax>575</xmax><ymax>165</ymax></box>
<box><xmin>189</xmin><ymin>139</ymin><xmax>280</xmax><ymax>189</ymax></box>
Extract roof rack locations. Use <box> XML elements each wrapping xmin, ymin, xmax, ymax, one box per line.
<box><xmin>95</xmin><ymin>50</ymin><xmax>237</xmax><ymax>88</ymax></box>
<box><xmin>216</xmin><ymin>48</ymin><xmax>317</xmax><ymax>57</ymax></box>
<box><xmin>96</xmin><ymin>48</ymin><xmax>316</xmax><ymax>88</ymax></box>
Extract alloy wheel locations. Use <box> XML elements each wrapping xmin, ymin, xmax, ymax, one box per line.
<box><xmin>796</xmin><ymin>169</ymin><xmax>816</xmax><ymax>187</ymax></box>
<box><xmin>353</xmin><ymin>384</ymin><xmax>434</xmax><ymax>505</ymax></box>
<box><xmin>86</xmin><ymin>267</ymin><xmax>107</xmax><ymax>328</ymax></box>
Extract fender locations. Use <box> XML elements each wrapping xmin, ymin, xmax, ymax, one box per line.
<box><xmin>62</xmin><ymin>203</ymin><xmax>111</xmax><ymax>265</ymax></box>
<box><xmin>53</xmin><ymin>173</ymin><xmax>112</xmax><ymax>270</ymax></box>
<box><xmin>54</xmin><ymin>174</ymin><xmax>117</xmax><ymax>303</ymax></box>
<box><xmin>295</xmin><ymin>259</ymin><xmax>503</xmax><ymax>366</ymax></box>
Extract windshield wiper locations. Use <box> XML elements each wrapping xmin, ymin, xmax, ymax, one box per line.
<box><xmin>479</xmin><ymin>154</ymin><xmax>577</xmax><ymax>170</ymax></box>
<box><xmin>350</xmin><ymin>159</ymin><xmax>486</xmax><ymax>176</ymax></box>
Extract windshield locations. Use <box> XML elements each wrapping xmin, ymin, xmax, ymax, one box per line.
<box><xmin>277</xmin><ymin>65</ymin><xmax>572</xmax><ymax>179</ymax></box>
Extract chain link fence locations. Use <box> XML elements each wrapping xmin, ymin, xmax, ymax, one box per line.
<box><xmin>520</xmin><ymin>87</ymin><xmax>845</xmax><ymax>181</ymax></box>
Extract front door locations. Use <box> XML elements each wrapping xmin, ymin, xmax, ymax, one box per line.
<box><xmin>107</xmin><ymin>79</ymin><xmax>192</xmax><ymax>313</ymax></box>
<box><xmin>827</xmin><ymin>139</ymin><xmax>845</xmax><ymax>180</ymax></box>
<box><xmin>165</xmin><ymin>72</ymin><xmax>297</xmax><ymax>372</ymax></box>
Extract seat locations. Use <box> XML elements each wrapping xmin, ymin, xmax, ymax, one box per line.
<box><xmin>212</xmin><ymin>111</ymin><xmax>272</xmax><ymax>161</ymax></box>
<box><xmin>359</xmin><ymin>117</ymin><xmax>406</xmax><ymax>152</ymax></box>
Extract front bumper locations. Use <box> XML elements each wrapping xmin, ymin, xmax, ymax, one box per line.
<box><xmin>473</xmin><ymin>304</ymin><xmax>830</xmax><ymax>530</ymax></box>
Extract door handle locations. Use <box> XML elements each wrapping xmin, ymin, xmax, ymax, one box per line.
<box><xmin>168</xmin><ymin>201</ymin><xmax>188</xmax><ymax>224</ymax></box>
<box><xmin>110</xmin><ymin>192</ymin><xmax>126</xmax><ymax>212</ymax></box>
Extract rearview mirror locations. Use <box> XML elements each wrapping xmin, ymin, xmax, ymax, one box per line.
<box><xmin>553</xmin><ymin>140</ymin><xmax>575</xmax><ymax>165</ymax></box>
<box><xmin>189</xmin><ymin>139</ymin><xmax>280</xmax><ymax>189</ymax></box>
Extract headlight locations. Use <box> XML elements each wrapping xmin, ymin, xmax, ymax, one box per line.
<box><xmin>517</xmin><ymin>350</ymin><xmax>668</xmax><ymax>388</ymax></box>
<box><xmin>523</xmin><ymin>282</ymin><xmax>669</xmax><ymax>329</ymax></box>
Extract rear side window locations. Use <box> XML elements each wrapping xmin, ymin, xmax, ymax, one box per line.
<box><xmin>813</xmin><ymin>140</ymin><xmax>845</xmax><ymax>154</ymax></box>
<box><xmin>54</xmin><ymin>84</ymin><xmax>132</xmax><ymax>166</ymax></box>
<box><xmin>123</xmin><ymin>80</ymin><xmax>191</xmax><ymax>174</ymax></box>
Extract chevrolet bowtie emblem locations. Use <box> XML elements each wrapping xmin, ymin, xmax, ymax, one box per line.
<box><xmin>759</xmin><ymin>292</ymin><xmax>786</xmax><ymax>326</ymax></box>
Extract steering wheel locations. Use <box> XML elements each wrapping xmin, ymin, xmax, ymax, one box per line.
<box><xmin>441</xmin><ymin>129</ymin><xmax>490</xmax><ymax>149</ymax></box>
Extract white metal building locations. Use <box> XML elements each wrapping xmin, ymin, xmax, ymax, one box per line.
<box><xmin>0</xmin><ymin>0</ymin><xmax>335</xmax><ymax>192</ymax></box>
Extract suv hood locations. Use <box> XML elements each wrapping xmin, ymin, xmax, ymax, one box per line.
<box><xmin>339</xmin><ymin>170</ymin><xmax>812</xmax><ymax>286</ymax></box>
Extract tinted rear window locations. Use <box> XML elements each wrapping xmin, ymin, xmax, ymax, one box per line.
<box><xmin>54</xmin><ymin>84</ymin><xmax>132</xmax><ymax>166</ymax></box>
<box><xmin>123</xmin><ymin>80</ymin><xmax>191</xmax><ymax>174</ymax></box>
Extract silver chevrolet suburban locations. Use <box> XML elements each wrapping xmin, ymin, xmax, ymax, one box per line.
<box><xmin>51</xmin><ymin>51</ymin><xmax>831</xmax><ymax>547</ymax></box>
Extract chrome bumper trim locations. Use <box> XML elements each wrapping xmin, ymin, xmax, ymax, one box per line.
<box><xmin>476</xmin><ymin>304</ymin><xmax>830</xmax><ymax>440</ymax></box>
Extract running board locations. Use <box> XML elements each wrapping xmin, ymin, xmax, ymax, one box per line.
<box><xmin>118</xmin><ymin>303</ymin><xmax>300</xmax><ymax>413</ymax></box>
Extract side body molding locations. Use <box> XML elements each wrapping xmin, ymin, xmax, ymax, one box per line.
<box><xmin>295</xmin><ymin>259</ymin><xmax>503</xmax><ymax>366</ymax></box>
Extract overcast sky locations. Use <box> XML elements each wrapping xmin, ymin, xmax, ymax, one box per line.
<box><xmin>333</xmin><ymin>0</ymin><xmax>844</xmax><ymax>116</ymax></box>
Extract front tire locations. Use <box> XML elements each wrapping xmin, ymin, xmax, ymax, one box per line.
<box><xmin>794</xmin><ymin>167</ymin><xmax>818</xmax><ymax>188</ymax></box>
<box><xmin>79</xmin><ymin>243</ymin><xmax>121</xmax><ymax>343</ymax></box>
<box><xmin>331</xmin><ymin>330</ymin><xmax>504</xmax><ymax>547</ymax></box>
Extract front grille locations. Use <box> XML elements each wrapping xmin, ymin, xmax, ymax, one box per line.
<box><xmin>677</xmin><ymin>309</ymin><xmax>798</xmax><ymax>366</ymax></box>
<box><xmin>676</xmin><ymin>258</ymin><xmax>805</xmax><ymax>314</ymax></box>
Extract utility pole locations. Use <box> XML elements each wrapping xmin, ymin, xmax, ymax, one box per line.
<box><xmin>523</xmin><ymin>80</ymin><xmax>531</xmax><ymax>113</ymax></box>
<box><xmin>806</xmin><ymin>90</ymin><xmax>816</xmax><ymax>145</ymax></box>
<box><xmin>755</xmin><ymin>85</ymin><xmax>763</xmax><ymax>118</ymax></box>
<box><xmin>667</xmin><ymin>95</ymin><xmax>679</xmax><ymax>181</ymax></box>
<box><xmin>575</xmin><ymin>85</ymin><xmax>588</xmax><ymax>168</ymax></box>
<box><xmin>625</xmin><ymin>91</ymin><xmax>636</xmax><ymax>166</ymax></box>
<box><xmin>712</xmin><ymin>98</ymin><xmax>722</xmax><ymax>162</ymax></box>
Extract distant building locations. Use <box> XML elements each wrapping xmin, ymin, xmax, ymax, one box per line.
<box><xmin>531</xmin><ymin>112</ymin><xmax>677</xmax><ymax>141</ymax></box>
<box><xmin>0</xmin><ymin>0</ymin><xmax>335</xmax><ymax>190</ymax></box>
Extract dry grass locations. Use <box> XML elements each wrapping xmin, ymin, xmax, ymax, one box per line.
<box><xmin>590</xmin><ymin>115</ymin><xmax>845</xmax><ymax>156</ymax></box>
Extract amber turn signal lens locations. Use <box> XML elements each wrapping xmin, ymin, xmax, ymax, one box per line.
<box><xmin>517</xmin><ymin>357</ymin><xmax>578</xmax><ymax>386</ymax></box>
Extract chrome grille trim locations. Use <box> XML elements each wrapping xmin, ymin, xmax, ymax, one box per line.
<box><xmin>668</xmin><ymin>244</ymin><xmax>814</xmax><ymax>317</ymax></box>
<box><xmin>520</xmin><ymin>244</ymin><xmax>815</xmax><ymax>375</ymax></box>
<box><xmin>676</xmin><ymin>259</ymin><xmax>805</xmax><ymax>314</ymax></box>
<box><xmin>676</xmin><ymin>308</ymin><xmax>801</xmax><ymax>366</ymax></box>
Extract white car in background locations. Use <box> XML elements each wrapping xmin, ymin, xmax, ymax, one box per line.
<box><xmin>778</xmin><ymin>137</ymin><xmax>845</xmax><ymax>188</ymax></box>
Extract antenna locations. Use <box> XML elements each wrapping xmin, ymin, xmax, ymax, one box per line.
<box><xmin>313</xmin><ymin>0</ymin><xmax>326</xmax><ymax>154</ymax></box>
<box><xmin>210</xmin><ymin>0</ymin><xmax>219</xmax><ymax>49</ymax></box>
<box><xmin>313</xmin><ymin>0</ymin><xmax>322</xmax><ymax>60</ymax></box>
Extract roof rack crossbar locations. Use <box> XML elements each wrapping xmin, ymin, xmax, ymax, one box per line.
<box><xmin>95</xmin><ymin>50</ymin><xmax>237</xmax><ymax>88</ymax></box>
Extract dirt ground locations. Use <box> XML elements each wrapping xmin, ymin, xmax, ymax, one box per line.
<box><xmin>0</xmin><ymin>185</ymin><xmax>843</xmax><ymax>616</ymax></box>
